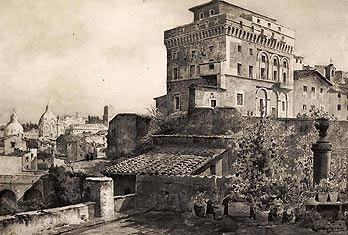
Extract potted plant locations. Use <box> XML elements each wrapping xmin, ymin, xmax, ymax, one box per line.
<box><xmin>253</xmin><ymin>201</ymin><xmax>270</xmax><ymax>226</ymax></box>
<box><xmin>268</xmin><ymin>198</ymin><xmax>284</xmax><ymax>225</ymax></box>
<box><xmin>327</xmin><ymin>179</ymin><xmax>339</xmax><ymax>203</ymax></box>
<box><xmin>192</xmin><ymin>191</ymin><xmax>209</xmax><ymax>218</ymax></box>
<box><xmin>315</xmin><ymin>179</ymin><xmax>329</xmax><ymax>203</ymax></box>
<box><xmin>212</xmin><ymin>188</ymin><xmax>226</xmax><ymax>220</ymax></box>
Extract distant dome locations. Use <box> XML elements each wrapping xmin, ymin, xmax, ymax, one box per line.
<box><xmin>39</xmin><ymin>104</ymin><xmax>57</xmax><ymax>123</ymax></box>
<box><xmin>4</xmin><ymin>110</ymin><xmax>24</xmax><ymax>137</ymax></box>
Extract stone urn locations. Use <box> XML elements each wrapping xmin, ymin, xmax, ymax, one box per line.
<box><xmin>314</xmin><ymin>118</ymin><xmax>330</xmax><ymax>141</ymax></box>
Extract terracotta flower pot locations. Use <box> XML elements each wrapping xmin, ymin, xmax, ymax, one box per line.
<box><xmin>317</xmin><ymin>192</ymin><xmax>329</xmax><ymax>203</ymax></box>
<box><xmin>304</xmin><ymin>192</ymin><xmax>317</xmax><ymax>204</ymax></box>
<box><xmin>329</xmin><ymin>192</ymin><xmax>339</xmax><ymax>203</ymax></box>
<box><xmin>213</xmin><ymin>205</ymin><xmax>224</xmax><ymax>220</ymax></box>
<box><xmin>255</xmin><ymin>210</ymin><xmax>269</xmax><ymax>226</ymax></box>
<box><xmin>339</xmin><ymin>192</ymin><xmax>348</xmax><ymax>202</ymax></box>
<box><xmin>194</xmin><ymin>203</ymin><xmax>207</xmax><ymax>218</ymax></box>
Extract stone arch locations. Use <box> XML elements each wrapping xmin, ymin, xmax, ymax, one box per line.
<box><xmin>270</xmin><ymin>91</ymin><xmax>279</xmax><ymax>117</ymax></box>
<box><xmin>271</xmin><ymin>54</ymin><xmax>281</xmax><ymax>81</ymax></box>
<box><xmin>255</xmin><ymin>88</ymin><xmax>268</xmax><ymax>117</ymax></box>
<box><xmin>0</xmin><ymin>190</ymin><xmax>17</xmax><ymax>215</ymax></box>
<box><xmin>257</xmin><ymin>51</ymin><xmax>270</xmax><ymax>80</ymax></box>
<box><xmin>23</xmin><ymin>189</ymin><xmax>43</xmax><ymax>202</ymax></box>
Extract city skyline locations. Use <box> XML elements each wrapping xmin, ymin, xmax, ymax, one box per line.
<box><xmin>1</xmin><ymin>0</ymin><xmax>348</xmax><ymax>123</ymax></box>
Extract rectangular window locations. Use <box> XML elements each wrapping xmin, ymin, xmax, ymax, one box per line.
<box><xmin>249</xmin><ymin>48</ymin><xmax>253</xmax><ymax>55</ymax></box>
<box><xmin>320</xmin><ymin>88</ymin><xmax>324</xmax><ymax>93</ymax></box>
<box><xmin>237</xmin><ymin>63</ymin><xmax>242</xmax><ymax>76</ymax></box>
<box><xmin>283</xmin><ymin>72</ymin><xmax>287</xmax><ymax>82</ymax></box>
<box><xmin>303</xmin><ymin>105</ymin><xmax>307</xmax><ymax>110</ymax></box>
<box><xmin>210</xmin><ymin>165</ymin><xmax>216</xmax><ymax>175</ymax></box>
<box><xmin>174</xmin><ymin>95</ymin><xmax>180</xmax><ymax>110</ymax></box>
<box><xmin>172</xmin><ymin>51</ymin><xmax>178</xmax><ymax>59</ymax></box>
<box><xmin>249</xmin><ymin>66</ymin><xmax>253</xmax><ymax>78</ymax></box>
<box><xmin>311</xmin><ymin>87</ymin><xmax>315</xmax><ymax>93</ymax></box>
<box><xmin>303</xmin><ymin>86</ymin><xmax>308</xmax><ymax>92</ymax></box>
<box><xmin>338</xmin><ymin>104</ymin><xmax>342</xmax><ymax>111</ymax></box>
<box><xmin>282</xmin><ymin>101</ymin><xmax>285</xmax><ymax>111</ymax></box>
<box><xmin>191</xmin><ymin>50</ymin><xmax>196</xmax><ymax>58</ymax></box>
<box><xmin>199</xmin><ymin>13</ymin><xmax>204</xmax><ymax>19</ymax></box>
<box><xmin>173</xmin><ymin>67</ymin><xmax>178</xmax><ymax>79</ymax></box>
<box><xmin>238</xmin><ymin>45</ymin><xmax>242</xmax><ymax>52</ymax></box>
<box><xmin>237</xmin><ymin>93</ymin><xmax>244</xmax><ymax>106</ymax></box>
<box><xmin>338</xmin><ymin>93</ymin><xmax>341</xmax><ymax>98</ymax></box>
<box><xmin>273</xmin><ymin>58</ymin><xmax>277</xmax><ymax>66</ymax></box>
<box><xmin>211</xmin><ymin>99</ymin><xmax>217</xmax><ymax>107</ymax></box>
<box><xmin>261</xmin><ymin>68</ymin><xmax>266</xmax><ymax>79</ymax></box>
<box><xmin>209</xmin><ymin>61</ymin><xmax>214</xmax><ymax>70</ymax></box>
<box><xmin>189</xmin><ymin>65</ymin><xmax>195</xmax><ymax>77</ymax></box>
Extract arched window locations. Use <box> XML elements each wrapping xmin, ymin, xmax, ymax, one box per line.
<box><xmin>209</xmin><ymin>9</ymin><xmax>215</xmax><ymax>16</ymax></box>
<box><xmin>271</xmin><ymin>55</ymin><xmax>280</xmax><ymax>81</ymax></box>
<box><xmin>281</xmin><ymin>58</ymin><xmax>289</xmax><ymax>83</ymax></box>
<box><xmin>258</xmin><ymin>52</ymin><xmax>269</xmax><ymax>80</ymax></box>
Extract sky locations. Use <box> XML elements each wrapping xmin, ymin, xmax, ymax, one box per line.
<box><xmin>1</xmin><ymin>0</ymin><xmax>348</xmax><ymax>123</ymax></box>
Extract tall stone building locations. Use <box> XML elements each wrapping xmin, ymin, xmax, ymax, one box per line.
<box><xmin>155</xmin><ymin>0</ymin><xmax>296</xmax><ymax>118</ymax></box>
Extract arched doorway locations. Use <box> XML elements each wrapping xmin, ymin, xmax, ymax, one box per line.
<box><xmin>0</xmin><ymin>190</ymin><xmax>17</xmax><ymax>215</ymax></box>
<box><xmin>23</xmin><ymin>189</ymin><xmax>42</xmax><ymax>202</ymax></box>
<box><xmin>256</xmin><ymin>89</ymin><xmax>267</xmax><ymax>117</ymax></box>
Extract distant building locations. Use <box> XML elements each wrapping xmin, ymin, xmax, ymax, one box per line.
<box><xmin>38</xmin><ymin>104</ymin><xmax>63</xmax><ymax>139</ymax></box>
<box><xmin>0</xmin><ymin>110</ymin><xmax>38</xmax><ymax>174</ymax></box>
<box><xmin>66</xmin><ymin>123</ymin><xmax>107</xmax><ymax>135</ymax></box>
<box><xmin>56</xmin><ymin>134</ymin><xmax>86</xmax><ymax>163</ymax></box>
<box><xmin>107</xmin><ymin>114</ymin><xmax>151</xmax><ymax>157</ymax></box>
<box><xmin>103</xmin><ymin>105</ymin><xmax>114</xmax><ymax>126</ymax></box>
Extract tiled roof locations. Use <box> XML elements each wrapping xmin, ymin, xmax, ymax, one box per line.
<box><xmin>103</xmin><ymin>147</ymin><xmax>226</xmax><ymax>176</ymax></box>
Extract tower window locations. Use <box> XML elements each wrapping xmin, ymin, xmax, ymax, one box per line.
<box><xmin>249</xmin><ymin>66</ymin><xmax>253</xmax><ymax>78</ymax></box>
<box><xmin>209</xmin><ymin>60</ymin><xmax>214</xmax><ymax>70</ymax></box>
<box><xmin>237</xmin><ymin>93</ymin><xmax>244</xmax><ymax>106</ymax></box>
<box><xmin>273</xmin><ymin>70</ymin><xmax>278</xmax><ymax>80</ymax></box>
<box><xmin>238</xmin><ymin>45</ymin><xmax>242</xmax><ymax>52</ymax></box>
<box><xmin>189</xmin><ymin>65</ymin><xmax>195</xmax><ymax>77</ymax></box>
<box><xmin>282</xmin><ymin>101</ymin><xmax>286</xmax><ymax>111</ymax></box>
<box><xmin>209</xmin><ymin>9</ymin><xmax>215</xmax><ymax>16</ymax></box>
<box><xmin>338</xmin><ymin>93</ymin><xmax>341</xmax><ymax>98</ymax></box>
<box><xmin>173</xmin><ymin>67</ymin><xmax>178</xmax><ymax>79</ymax></box>
<box><xmin>261</xmin><ymin>55</ymin><xmax>266</xmax><ymax>63</ymax></box>
<box><xmin>174</xmin><ymin>95</ymin><xmax>180</xmax><ymax>110</ymax></box>
<box><xmin>237</xmin><ymin>63</ymin><xmax>242</xmax><ymax>76</ymax></box>
<box><xmin>199</xmin><ymin>13</ymin><xmax>204</xmax><ymax>19</ymax></box>
<box><xmin>338</xmin><ymin>104</ymin><xmax>342</xmax><ymax>111</ymax></box>
<box><xmin>249</xmin><ymin>48</ymin><xmax>253</xmax><ymax>55</ymax></box>
<box><xmin>211</xmin><ymin>99</ymin><xmax>217</xmax><ymax>107</ymax></box>
<box><xmin>191</xmin><ymin>50</ymin><xmax>196</xmax><ymax>58</ymax></box>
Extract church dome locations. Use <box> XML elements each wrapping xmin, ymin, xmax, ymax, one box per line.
<box><xmin>4</xmin><ymin>110</ymin><xmax>24</xmax><ymax>137</ymax></box>
<box><xmin>39</xmin><ymin>104</ymin><xmax>57</xmax><ymax>123</ymax></box>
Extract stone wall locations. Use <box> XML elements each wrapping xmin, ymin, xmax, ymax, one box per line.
<box><xmin>114</xmin><ymin>194</ymin><xmax>136</xmax><ymax>213</ymax></box>
<box><xmin>135</xmin><ymin>175</ymin><xmax>232</xmax><ymax>212</ymax></box>
<box><xmin>0</xmin><ymin>202</ymin><xmax>95</xmax><ymax>235</ymax></box>
<box><xmin>0</xmin><ymin>156</ymin><xmax>22</xmax><ymax>175</ymax></box>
